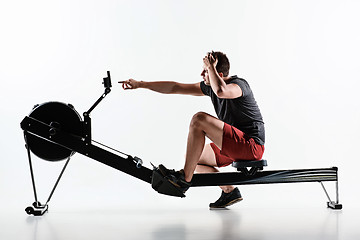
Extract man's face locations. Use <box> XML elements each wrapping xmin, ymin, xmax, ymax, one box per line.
<box><xmin>201</xmin><ymin>68</ymin><xmax>210</xmax><ymax>85</ymax></box>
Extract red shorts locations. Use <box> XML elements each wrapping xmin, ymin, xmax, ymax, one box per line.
<box><xmin>211</xmin><ymin>123</ymin><xmax>265</xmax><ymax>167</ymax></box>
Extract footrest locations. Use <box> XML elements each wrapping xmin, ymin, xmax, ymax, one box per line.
<box><xmin>232</xmin><ymin>159</ymin><xmax>267</xmax><ymax>168</ymax></box>
<box><xmin>25</xmin><ymin>202</ymin><xmax>48</xmax><ymax>216</ymax></box>
<box><xmin>327</xmin><ymin>201</ymin><xmax>342</xmax><ymax>210</ymax></box>
<box><xmin>151</xmin><ymin>169</ymin><xmax>186</xmax><ymax>198</ymax></box>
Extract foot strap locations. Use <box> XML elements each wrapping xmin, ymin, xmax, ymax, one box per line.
<box><xmin>151</xmin><ymin>169</ymin><xmax>186</xmax><ymax>198</ymax></box>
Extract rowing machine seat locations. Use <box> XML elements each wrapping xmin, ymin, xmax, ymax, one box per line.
<box><xmin>232</xmin><ymin>159</ymin><xmax>267</xmax><ymax>175</ymax></box>
<box><xmin>232</xmin><ymin>159</ymin><xmax>267</xmax><ymax>168</ymax></box>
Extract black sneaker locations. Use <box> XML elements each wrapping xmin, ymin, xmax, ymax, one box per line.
<box><xmin>209</xmin><ymin>187</ymin><xmax>243</xmax><ymax>209</ymax></box>
<box><xmin>158</xmin><ymin>164</ymin><xmax>191</xmax><ymax>193</ymax></box>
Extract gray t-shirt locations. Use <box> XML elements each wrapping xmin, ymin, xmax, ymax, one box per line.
<box><xmin>200</xmin><ymin>76</ymin><xmax>265</xmax><ymax>145</ymax></box>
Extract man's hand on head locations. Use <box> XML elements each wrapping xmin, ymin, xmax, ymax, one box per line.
<box><xmin>203</xmin><ymin>51</ymin><xmax>218</xmax><ymax>70</ymax></box>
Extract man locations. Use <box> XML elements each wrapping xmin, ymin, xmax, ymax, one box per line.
<box><xmin>120</xmin><ymin>51</ymin><xmax>265</xmax><ymax>208</ymax></box>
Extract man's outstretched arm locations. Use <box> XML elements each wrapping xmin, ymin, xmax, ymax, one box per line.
<box><xmin>119</xmin><ymin>79</ymin><xmax>204</xmax><ymax>96</ymax></box>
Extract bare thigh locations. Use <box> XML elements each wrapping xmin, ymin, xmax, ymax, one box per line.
<box><xmin>199</xmin><ymin>144</ymin><xmax>217</xmax><ymax>165</ymax></box>
<box><xmin>192</xmin><ymin>112</ymin><xmax>224</xmax><ymax>150</ymax></box>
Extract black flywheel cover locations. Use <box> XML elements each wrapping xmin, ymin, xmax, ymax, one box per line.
<box><xmin>25</xmin><ymin>102</ymin><xmax>83</xmax><ymax>161</ymax></box>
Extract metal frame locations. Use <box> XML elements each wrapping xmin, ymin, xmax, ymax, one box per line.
<box><xmin>21</xmin><ymin>116</ymin><xmax>342</xmax><ymax>214</ymax></box>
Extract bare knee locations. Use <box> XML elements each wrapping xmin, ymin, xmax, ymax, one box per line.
<box><xmin>189</xmin><ymin>112</ymin><xmax>208</xmax><ymax>130</ymax></box>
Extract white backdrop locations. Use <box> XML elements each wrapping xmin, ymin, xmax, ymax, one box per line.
<box><xmin>1</xmin><ymin>0</ymin><xmax>359</xmax><ymax>212</ymax></box>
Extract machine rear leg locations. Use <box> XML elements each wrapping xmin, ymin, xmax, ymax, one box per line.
<box><xmin>320</xmin><ymin>181</ymin><xmax>342</xmax><ymax>210</ymax></box>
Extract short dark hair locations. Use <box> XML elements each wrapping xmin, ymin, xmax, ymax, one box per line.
<box><xmin>212</xmin><ymin>51</ymin><xmax>230</xmax><ymax>77</ymax></box>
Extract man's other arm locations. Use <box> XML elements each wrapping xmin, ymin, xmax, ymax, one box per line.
<box><xmin>120</xmin><ymin>79</ymin><xmax>204</xmax><ymax>96</ymax></box>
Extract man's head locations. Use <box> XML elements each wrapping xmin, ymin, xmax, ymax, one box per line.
<box><xmin>201</xmin><ymin>51</ymin><xmax>230</xmax><ymax>85</ymax></box>
<box><xmin>212</xmin><ymin>51</ymin><xmax>230</xmax><ymax>77</ymax></box>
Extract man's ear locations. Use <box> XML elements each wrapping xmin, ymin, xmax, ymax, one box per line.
<box><xmin>219</xmin><ymin>72</ymin><xmax>224</xmax><ymax>78</ymax></box>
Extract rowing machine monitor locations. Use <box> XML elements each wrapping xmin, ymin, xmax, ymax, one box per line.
<box><xmin>103</xmin><ymin>70</ymin><xmax>112</xmax><ymax>89</ymax></box>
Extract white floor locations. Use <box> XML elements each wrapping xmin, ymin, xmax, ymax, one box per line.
<box><xmin>1</xmin><ymin>203</ymin><xmax>359</xmax><ymax>240</ymax></box>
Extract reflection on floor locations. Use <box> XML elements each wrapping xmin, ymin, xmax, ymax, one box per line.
<box><xmin>2</xmin><ymin>205</ymin><xmax>359</xmax><ymax>240</ymax></box>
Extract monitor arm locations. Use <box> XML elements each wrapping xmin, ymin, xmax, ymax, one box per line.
<box><xmin>83</xmin><ymin>71</ymin><xmax>112</xmax><ymax>143</ymax></box>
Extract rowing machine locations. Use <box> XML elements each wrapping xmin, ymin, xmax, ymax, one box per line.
<box><xmin>20</xmin><ymin>71</ymin><xmax>342</xmax><ymax>215</ymax></box>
